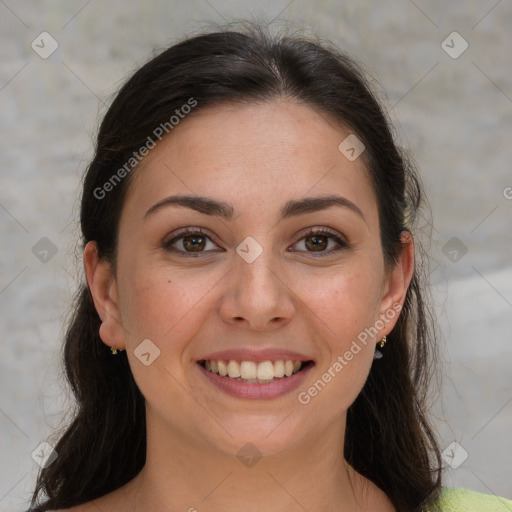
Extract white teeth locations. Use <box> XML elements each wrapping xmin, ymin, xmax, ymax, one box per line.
<box><xmin>227</xmin><ymin>360</ymin><xmax>241</xmax><ymax>378</ymax></box>
<box><xmin>274</xmin><ymin>360</ymin><xmax>285</xmax><ymax>378</ymax></box>
<box><xmin>217</xmin><ymin>360</ymin><xmax>228</xmax><ymax>376</ymax></box>
<box><xmin>202</xmin><ymin>358</ymin><xmax>306</xmax><ymax>381</ymax></box>
<box><xmin>240</xmin><ymin>361</ymin><xmax>257</xmax><ymax>379</ymax></box>
<box><xmin>256</xmin><ymin>361</ymin><xmax>275</xmax><ymax>381</ymax></box>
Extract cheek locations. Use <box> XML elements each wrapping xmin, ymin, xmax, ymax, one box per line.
<box><xmin>118</xmin><ymin>267</ymin><xmax>216</xmax><ymax>405</ymax></box>
<box><xmin>309</xmin><ymin>264</ymin><xmax>382</xmax><ymax>346</ymax></box>
<box><xmin>118</xmin><ymin>262</ymin><xmax>219</xmax><ymax>351</ymax></box>
<box><xmin>299</xmin><ymin>265</ymin><xmax>381</xmax><ymax>407</ymax></box>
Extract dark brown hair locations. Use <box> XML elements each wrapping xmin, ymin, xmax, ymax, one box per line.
<box><xmin>28</xmin><ymin>21</ymin><xmax>442</xmax><ymax>512</ymax></box>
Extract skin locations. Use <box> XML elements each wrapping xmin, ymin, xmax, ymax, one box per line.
<box><xmin>75</xmin><ymin>98</ymin><xmax>414</xmax><ymax>512</ymax></box>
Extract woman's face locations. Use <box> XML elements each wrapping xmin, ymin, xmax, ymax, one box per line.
<box><xmin>86</xmin><ymin>99</ymin><xmax>412</xmax><ymax>457</ymax></box>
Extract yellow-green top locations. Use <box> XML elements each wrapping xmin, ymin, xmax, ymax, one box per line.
<box><xmin>427</xmin><ymin>487</ymin><xmax>512</xmax><ymax>511</ymax></box>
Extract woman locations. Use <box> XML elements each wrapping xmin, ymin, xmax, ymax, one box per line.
<box><xmin>27</xmin><ymin>21</ymin><xmax>512</xmax><ymax>512</ymax></box>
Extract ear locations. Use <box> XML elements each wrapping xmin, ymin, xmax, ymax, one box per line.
<box><xmin>83</xmin><ymin>241</ymin><xmax>126</xmax><ymax>351</ymax></box>
<box><xmin>376</xmin><ymin>231</ymin><xmax>415</xmax><ymax>340</ymax></box>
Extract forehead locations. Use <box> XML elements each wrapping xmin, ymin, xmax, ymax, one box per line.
<box><xmin>122</xmin><ymin>99</ymin><xmax>377</xmax><ymax>224</ymax></box>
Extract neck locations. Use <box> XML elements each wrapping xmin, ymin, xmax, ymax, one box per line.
<box><xmin>117</xmin><ymin>408</ymin><xmax>381</xmax><ymax>512</ymax></box>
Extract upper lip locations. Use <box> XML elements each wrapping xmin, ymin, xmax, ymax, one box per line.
<box><xmin>197</xmin><ymin>348</ymin><xmax>314</xmax><ymax>363</ymax></box>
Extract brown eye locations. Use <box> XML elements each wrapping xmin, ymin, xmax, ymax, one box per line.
<box><xmin>163</xmin><ymin>227</ymin><xmax>348</xmax><ymax>258</ymax></box>
<box><xmin>163</xmin><ymin>228</ymin><xmax>220</xmax><ymax>257</ymax></box>
<box><xmin>304</xmin><ymin>234</ymin><xmax>329</xmax><ymax>252</ymax></box>
<box><xmin>291</xmin><ymin>228</ymin><xmax>349</xmax><ymax>257</ymax></box>
<box><xmin>182</xmin><ymin>234</ymin><xmax>207</xmax><ymax>252</ymax></box>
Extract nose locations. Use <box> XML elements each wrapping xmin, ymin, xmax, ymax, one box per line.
<box><xmin>218</xmin><ymin>244</ymin><xmax>295</xmax><ymax>331</ymax></box>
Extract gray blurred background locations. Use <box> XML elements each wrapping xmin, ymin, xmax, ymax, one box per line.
<box><xmin>1</xmin><ymin>1</ymin><xmax>511</xmax><ymax>510</ymax></box>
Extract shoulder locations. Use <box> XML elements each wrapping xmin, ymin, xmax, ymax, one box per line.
<box><xmin>428</xmin><ymin>486</ymin><xmax>512</xmax><ymax>511</ymax></box>
<box><xmin>44</xmin><ymin>498</ymin><xmax>109</xmax><ymax>512</ymax></box>
<box><xmin>46</xmin><ymin>505</ymin><xmax>105</xmax><ymax>512</ymax></box>
<box><xmin>44</xmin><ymin>485</ymin><xmax>130</xmax><ymax>512</ymax></box>
<box><xmin>46</xmin><ymin>507</ymin><xmax>92</xmax><ymax>512</ymax></box>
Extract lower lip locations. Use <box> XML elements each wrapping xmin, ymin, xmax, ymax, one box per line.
<box><xmin>197</xmin><ymin>361</ymin><xmax>315</xmax><ymax>400</ymax></box>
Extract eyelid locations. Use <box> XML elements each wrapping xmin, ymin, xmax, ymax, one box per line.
<box><xmin>296</xmin><ymin>226</ymin><xmax>348</xmax><ymax>245</ymax></box>
<box><xmin>163</xmin><ymin>226</ymin><xmax>216</xmax><ymax>245</ymax></box>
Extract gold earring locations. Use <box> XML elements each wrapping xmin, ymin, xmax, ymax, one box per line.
<box><xmin>110</xmin><ymin>345</ymin><xmax>118</xmax><ymax>355</ymax></box>
<box><xmin>379</xmin><ymin>335</ymin><xmax>387</xmax><ymax>348</ymax></box>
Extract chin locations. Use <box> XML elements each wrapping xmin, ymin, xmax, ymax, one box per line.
<box><xmin>201</xmin><ymin>412</ymin><xmax>312</xmax><ymax>459</ymax></box>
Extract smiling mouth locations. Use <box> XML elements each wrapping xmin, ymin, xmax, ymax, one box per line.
<box><xmin>198</xmin><ymin>359</ymin><xmax>314</xmax><ymax>383</ymax></box>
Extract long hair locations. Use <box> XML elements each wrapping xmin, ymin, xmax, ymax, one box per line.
<box><xmin>28</xmin><ymin>21</ymin><xmax>442</xmax><ymax>512</ymax></box>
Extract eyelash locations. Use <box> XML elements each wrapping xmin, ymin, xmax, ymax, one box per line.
<box><xmin>162</xmin><ymin>227</ymin><xmax>349</xmax><ymax>258</ymax></box>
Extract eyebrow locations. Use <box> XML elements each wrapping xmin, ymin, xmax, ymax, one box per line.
<box><xmin>144</xmin><ymin>194</ymin><xmax>366</xmax><ymax>223</ymax></box>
